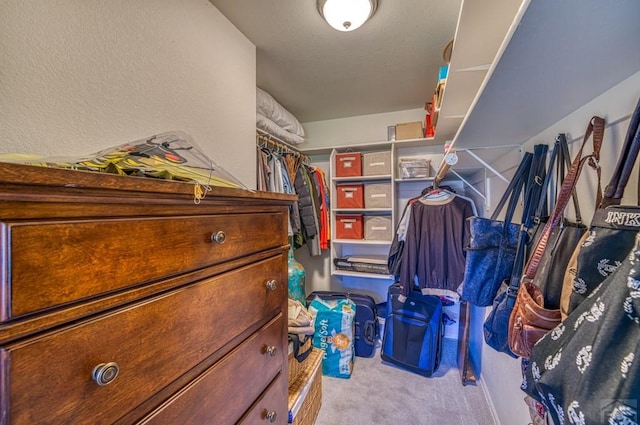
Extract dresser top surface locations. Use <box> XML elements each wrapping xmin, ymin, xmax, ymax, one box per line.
<box><xmin>0</xmin><ymin>162</ymin><xmax>296</xmax><ymax>205</ymax></box>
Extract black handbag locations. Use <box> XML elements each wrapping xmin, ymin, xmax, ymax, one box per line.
<box><xmin>564</xmin><ymin>97</ymin><xmax>640</xmax><ymax>316</ymax></box>
<box><xmin>530</xmin><ymin>133</ymin><xmax>591</xmax><ymax>309</ymax></box>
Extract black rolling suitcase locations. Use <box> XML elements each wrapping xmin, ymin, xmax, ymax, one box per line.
<box><xmin>306</xmin><ymin>291</ymin><xmax>378</xmax><ymax>357</ymax></box>
<box><xmin>381</xmin><ymin>284</ymin><xmax>444</xmax><ymax>377</ymax></box>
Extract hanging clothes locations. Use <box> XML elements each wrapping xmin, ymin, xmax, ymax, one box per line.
<box><xmin>294</xmin><ymin>164</ymin><xmax>321</xmax><ymax>255</ymax></box>
<box><xmin>256</xmin><ymin>132</ymin><xmax>330</xmax><ymax>255</ymax></box>
<box><xmin>397</xmin><ymin>192</ymin><xmax>475</xmax><ymax>299</ymax></box>
<box><xmin>309</xmin><ymin>166</ymin><xmax>330</xmax><ymax>250</ymax></box>
<box><xmin>390</xmin><ymin>187</ymin><xmax>465</xmax><ymax>277</ymax></box>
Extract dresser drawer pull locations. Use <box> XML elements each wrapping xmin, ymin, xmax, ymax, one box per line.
<box><xmin>264</xmin><ymin>345</ymin><xmax>278</xmax><ymax>357</ymax></box>
<box><xmin>265</xmin><ymin>279</ymin><xmax>277</xmax><ymax>291</ymax></box>
<box><xmin>264</xmin><ymin>410</ymin><xmax>278</xmax><ymax>423</ymax></box>
<box><xmin>91</xmin><ymin>362</ymin><xmax>120</xmax><ymax>386</ymax></box>
<box><xmin>210</xmin><ymin>230</ymin><xmax>227</xmax><ymax>244</ymax></box>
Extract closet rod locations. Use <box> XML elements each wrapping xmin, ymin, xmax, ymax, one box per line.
<box><xmin>256</xmin><ymin>129</ymin><xmax>310</xmax><ymax>164</ymax></box>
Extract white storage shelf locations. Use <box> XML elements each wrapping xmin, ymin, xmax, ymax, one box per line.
<box><xmin>329</xmin><ymin>143</ymin><xmax>454</xmax><ymax>281</ymax></box>
<box><xmin>332</xmin><ymin>239</ymin><xmax>391</xmax><ymax>245</ymax></box>
<box><xmin>333</xmin><ymin>208</ymin><xmax>392</xmax><ymax>213</ymax></box>
<box><xmin>330</xmin><ymin>147</ymin><xmax>397</xmax><ymax>280</ymax></box>
<box><xmin>332</xmin><ymin>269</ymin><xmax>394</xmax><ymax>280</ymax></box>
<box><xmin>394</xmin><ymin>177</ymin><xmax>435</xmax><ymax>183</ymax></box>
<box><xmin>333</xmin><ymin>175</ymin><xmax>392</xmax><ymax>182</ymax></box>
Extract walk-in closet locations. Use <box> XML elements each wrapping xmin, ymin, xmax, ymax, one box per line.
<box><xmin>1</xmin><ymin>0</ymin><xmax>639</xmax><ymax>424</ymax></box>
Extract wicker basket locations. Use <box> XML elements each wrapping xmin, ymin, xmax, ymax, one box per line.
<box><xmin>288</xmin><ymin>348</ymin><xmax>323</xmax><ymax>425</ymax></box>
<box><xmin>288</xmin><ymin>336</ymin><xmax>313</xmax><ymax>387</ymax></box>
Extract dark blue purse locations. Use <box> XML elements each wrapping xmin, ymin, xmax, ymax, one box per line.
<box><xmin>480</xmin><ymin>145</ymin><xmax>549</xmax><ymax>357</ymax></box>
<box><xmin>460</xmin><ymin>152</ymin><xmax>533</xmax><ymax>307</ymax></box>
<box><xmin>483</xmin><ymin>229</ymin><xmax>528</xmax><ymax>358</ymax></box>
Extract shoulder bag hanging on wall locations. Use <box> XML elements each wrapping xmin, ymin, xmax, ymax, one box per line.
<box><xmin>482</xmin><ymin>146</ymin><xmax>549</xmax><ymax>357</ymax></box>
<box><xmin>529</xmin><ymin>134</ymin><xmax>587</xmax><ymax>310</ymax></box>
<box><xmin>521</xmin><ymin>233</ymin><xmax>640</xmax><ymax>425</ymax></box>
<box><xmin>483</xmin><ymin>222</ymin><xmax>530</xmax><ymax>358</ymax></box>
<box><xmin>461</xmin><ymin>151</ymin><xmax>535</xmax><ymax>307</ymax></box>
<box><xmin>508</xmin><ymin>117</ymin><xmax>604</xmax><ymax>359</ymax></box>
<box><xmin>562</xmin><ymin>97</ymin><xmax>640</xmax><ymax>318</ymax></box>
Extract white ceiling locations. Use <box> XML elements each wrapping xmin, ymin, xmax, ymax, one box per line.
<box><xmin>209</xmin><ymin>0</ymin><xmax>462</xmax><ymax>123</ymax></box>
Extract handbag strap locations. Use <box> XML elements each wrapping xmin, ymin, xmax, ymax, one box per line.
<box><xmin>506</xmin><ymin>225</ymin><xmax>531</xmax><ymax>307</ymax></box>
<box><xmin>522</xmin><ymin>144</ymin><xmax>550</xmax><ymax>228</ymax></box>
<box><xmin>288</xmin><ymin>333</ymin><xmax>312</xmax><ymax>363</ymax></box>
<box><xmin>531</xmin><ymin>135</ymin><xmax>582</xmax><ymax>224</ymax></box>
<box><xmin>523</xmin><ymin>116</ymin><xmax>605</xmax><ymax>280</ymax></box>
<box><xmin>532</xmin><ymin>142</ymin><xmax>558</xmax><ymax>223</ymax></box>
<box><xmin>557</xmin><ymin>133</ymin><xmax>583</xmax><ymax>224</ymax></box>
<box><xmin>601</xmin><ymin>97</ymin><xmax>640</xmax><ymax>207</ymax></box>
<box><xmin>490</xmin><ymin>152</ymin><xmax>533</xmax><ymax>226</ymax></box>
<box><xmin>504</xmin><ymin>145</ymin><xmax>549</xmax><ymax>306</ymax></box>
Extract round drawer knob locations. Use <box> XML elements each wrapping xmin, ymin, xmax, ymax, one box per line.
<box><xmin>265</xmin><ymin>345</ymin><xmax>278</xmax><ymax>357</ymax></box>
<box><xmin>92</xmin><ymin>362</ymin><xmax>119</xmax><ymax>386</ymax></box>
<box><xmin>265</xmin><ymin>279</ymin><xmax>277</xmax><ymax>291</ymax></box>
<box><xmin>265</xmin><ymin>410</ymin><xmax>277</xmax><ymax>423</ymax></box>
<box><xmin>210</xmin><ymin>231</ymin><xmax>226</xmax><ymax>244</ymax></box>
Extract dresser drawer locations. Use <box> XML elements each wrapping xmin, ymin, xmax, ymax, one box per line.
<box><xmin>2</xmin><ymin>254</ymin><xmax>286</xmax><ymax>425</ymax></box>
<box><xmin>139</xmin><ymin>315</ymin><xmax>285</xmax><ymax>424</ymax></box>
<box><xmin>239</xmin><ymin>373</ymin><xmax>288</xmax><ymax>425</ymax></box>
<box><xmin>3</xmin><ymin>212</ymin><xmax>286</xmax><ymax>319</ymax></box>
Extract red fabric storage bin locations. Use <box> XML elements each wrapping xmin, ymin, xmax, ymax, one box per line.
<box><xmin>335</xmin><ymin>152</ymin><xmax>362</xmax><ymax>177</ymax></box>
<box><xmin>335</xmin><ymin>215</ymin><xmax>363</xmax><ymax>239</ymax></box>
<box><xmin>336</xmin><ymin>184</ymin><xmax>364</xmax><ymax>209</ymax></box>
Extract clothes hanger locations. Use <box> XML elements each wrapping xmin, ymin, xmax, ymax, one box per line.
<box><xmin>420</xmin><ymin>185</ymin><xmax>456</xmax><ymax>196</ymax></box>
<box><xmin>420</xmin><ymin>187</ymin><xmax>454</xmax><ymax>203</ymax></box>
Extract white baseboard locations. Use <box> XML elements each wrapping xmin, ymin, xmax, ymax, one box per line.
<box><xmin>478</xmin><ymin>375</ymin><xmax>502</xmax><ymax>425</ymax></box>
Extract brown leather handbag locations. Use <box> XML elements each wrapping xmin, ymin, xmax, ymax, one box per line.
<box><xmin>509</xmin><ymin>280</ymin><xmax>561</xmax><ymax>358</ymax></box>
<box><xmin>508</xmin><ymin>117</ymin><xmax>604</xmax><ymax>358</ymax></box>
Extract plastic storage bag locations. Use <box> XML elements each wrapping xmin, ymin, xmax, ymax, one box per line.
<box><xmin>0</xmin><ymin>131</ymin><xmax>248</xmax><ymax>201</ymax></box>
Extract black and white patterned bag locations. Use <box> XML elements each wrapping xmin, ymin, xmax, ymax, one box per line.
<box><xmin>521</xmin><ymin>234</ymin><xmax>640</xmax><ymax>425</ymax></box>
<box><xmin>563</xmin><ymin>97</ymin><xmax>640</xmax><ymax>317</ymax></box>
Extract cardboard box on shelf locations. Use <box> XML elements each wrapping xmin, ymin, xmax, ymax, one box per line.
<box><xmin>395</xmin><ymin>121</ymin><xmax>424</xmax><ymax>140</ymax></box>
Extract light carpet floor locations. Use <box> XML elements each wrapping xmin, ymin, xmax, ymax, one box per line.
<box><xmin>314</xmin><ymin>338</ymin><xmax>496</xmax><ymax>425</ymax></box>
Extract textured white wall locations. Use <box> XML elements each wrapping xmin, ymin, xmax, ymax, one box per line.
<box><xmin>0</xmin><ymin>0</ymin><xmax>256</xmax><ymax>188</ymax></box>
<box><xmin>303</xmin><ymin>108</ymin><xmax>426</xmax><ymax>147</ymax></box>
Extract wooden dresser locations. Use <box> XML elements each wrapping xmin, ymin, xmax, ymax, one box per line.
<box><xmin>0</xmin><ymin>163</ymin><xmax>295</xmax><ymax>424</ymax></box>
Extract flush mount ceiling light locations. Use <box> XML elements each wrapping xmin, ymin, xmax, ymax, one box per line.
<box><xmin>317</xmin><ymin>0</ymin><xmax>378</xmax><ymax>32</ymax></box>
